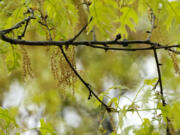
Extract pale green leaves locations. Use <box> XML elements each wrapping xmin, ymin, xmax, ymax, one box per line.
<box><xmin>138</xmin><ymin>0</ymin><xmax>180</xmax><ymax>32</ymax></box>
<box><xmin>89</xmin><ymin>0</ymin><xmax>139</xmax><ymax>39</ymax></box>
<box><xmin>133</xmin><ymin>118</ymin><xmax>159</xmax><ymax>135</ymax></box>
<box><xmin>0</xmin><ymin>107</ymin><xmax>18</xmax><ymax>134</ymax></box>
<box><xmin>168</xmin><ymin>101</ymin><xmax>180</xmax><ymax>130</ymax></box>
<box><xmin>162</xmin><ymin>1</ymin><xmax>180</xmax><ymax>31</ymax></box>
<box><xmin>0</xmin><ymin>107</ymin><xmax>17</xmax><ymax>127</ymax></box>
<box><xmin>115</xmin><ymin>7</ymin><xmax>138</xmax><ymax>38</ymax></box>
<box><xmin>144</xmin><ymin>78</ymin><xmax>158</xmax><ymax>86</ymax></box>
<box><xmin>43</xmin><ymin>0</ymin><xmax>78</xmax><ymax>39</ymax></box>
<box><xmin>40</xmin><ymin>119</ymin><xmax>56</xmax><ymax>135</ymax></box>
<box><xmin>89</xmin><ymin>0</ymin><xmax>118</xmax><ymax>38</ymax></box>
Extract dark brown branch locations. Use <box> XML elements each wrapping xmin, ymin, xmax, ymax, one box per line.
<box><xmin>148</xmin><ymin>11</ymin><xmax>171</xmax><ymax>135</ymax></box>
<box><xmin>0</xmin><ymin>16</ymin><xmax>35</xmax><ymax>35</ymax></box>
<box><xmin>153</xmin><ymin>48</ymin><xmax>172</xmax><ymax>135</ymax></box>
<box><xmin>1</xmin><ymin>34</ymin><xmax>180</xmax><ymax>52</ymax></box>
<box><xmin>69</xmin><ymin>17</ymin><xmax>93</xmax><ymax>42</ymax></box>
<box><xmin>0</xmin><ymin>13</ymin><xmax>179</xmax><ymax>54</ymax></box>
<box><xmin>18</xmin><ymin>19</ymin><xmax>30</xmax><ymax>39</ymax></box>
<box><xmin>0</xmin><ymin>17</ymin><xmax>179</xmax><ymax>52</ymax></box>
<box><xmin>152</xmin><ymin>80</ymin><xmax>159</xmax><ymax>90</ymax></box>
<box><xmin>153</xmin><ymin>48</ymin><xmax>166</xmax><ymax>106</ymax></box>
<box><xmin>59</xmin><ymin>46</ymin><xmax>112</xmax><ymax>111</ymax></box>
<box><xmin>0</xmin><ymin>34</ymin><xmax>153</xmax><ymax>46</ymax></box>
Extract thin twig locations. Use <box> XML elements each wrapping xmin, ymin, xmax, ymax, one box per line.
<box><xmin>147</xmin><ymin>10</ymin><xmax>166</xmax><ymax>106</ymax></box>
<box><xmin>152</xmin><ymin>80</ymin><xmax>159</xmax><ymax>90</ymax></box>
<box><xmin>148</xmin><ymin>11</ymin><xmax>171</xmax><ymax>135</ymax></box>
<box><xmin>153</xmin><ymin>48</ymin><xmax>172</xmax><ymax>135</ymax></box>
<box><xmin>69</xmin><ymin>17</ymin><xmax>93</xmax><ymax>42</ymax></box>
<box><xmin>18</xmin><ymin>19</ymin><xmax>30</xmax><ymax>39</ymax></box>
<box><xmin>167</xmin><ymin>48</ymin><xmax>180</xmax><ymax>54</ymax></box>
<box><xmin>0</xmin><ymin>16</ymin><xmax>35</xmax><ymax>35</ymax></box>
<box><xmin>59</xmin><ymin>46</ymin><xmax>112</xmax><ymax>111</ymax></box>
<box><xmin>38</xmin><ymin>21</ymin><xmax>52</xmax><ymax>41</ymax></box>
<box><xmin>153</xmin><ymin>48</ymin><xmax>166</xmax><ymax>106</ymax></box>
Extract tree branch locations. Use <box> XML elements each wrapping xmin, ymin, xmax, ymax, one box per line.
<box><xmin>58</xmin><ymin>18</ymin><xmax>112</xmax><ymax>112</ymax></box>
<box><xmin>69</xmin><ymin>17</ymin><xmax>93</xmax><ymax>42</ymax></box>
<box><xmin>148</xmin><ymin>11</ymin><xmax>171</xmax><ymax>135</ymax></box>
<box><xmin>153</xmin><ymin>48</ymin><xmax>172</xmax><ymax>135</ymax></box>
<box><xmin>40</xmin><ymin>16</ymin><xmax>113</xmax><ymax>112</ymax></box>
<box><xmin>1</xmin><ymin>33</ymin><xmax>180</xmax><ymax>52</ymax></box>
<box><xmin>0</xmin><ymin>16</ymin><xmax>35</xmax><ymax>35</ymax></box>
<box><xmin>18</xmin><ymin>18</ymin><xmax>30</xmax><ymax>39</ymax></box>
<box><xmin>59</xmin><ymin>46</ymin><xmax>112</xmax><ymax>111</ymax></box>
<box><xmin>153</xmin><ymin>48</ymin><xmax>166</xmax><ymax>106</ymax></box>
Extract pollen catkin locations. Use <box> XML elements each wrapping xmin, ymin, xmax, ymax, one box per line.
<box><xmin>50</xmin><ymin>48</ymin><xmax>60</xmax><ymax>80</ymax></box>
<box><xmin>50</xmin><ymin>46</ymin><xmax>76</xmax><ymax>94</ymax></box>
<box><xmin>169</xmin><ymin>51</ymin><xmax>180</xmax><ymax>75</ymax></box>
<box><xmin>20</xmin><ymin>46</ymin><xmax>34</xmax><ymax>81</ymax></box>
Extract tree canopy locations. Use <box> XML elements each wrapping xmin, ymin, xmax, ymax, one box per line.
<box><xmin>0</xmin><ymin>0</ymin><xmax>180</xmax><ymax>135</ymax></box>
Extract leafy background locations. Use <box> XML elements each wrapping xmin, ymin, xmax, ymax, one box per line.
<box><xmin>0</xmin><ymin>0</ymin><xmax>180</xmax><ymax>135</ymax></box>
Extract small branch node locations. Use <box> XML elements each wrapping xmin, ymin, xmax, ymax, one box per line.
<box><xmin>88</xmin><ymin>91</ymin><xmax>92</xmax><ymax>100</ymax></box>
<box><xmin>114</xmin><ymin>33</ymin><xmax>121</xmax><ymax>41</ymax></box>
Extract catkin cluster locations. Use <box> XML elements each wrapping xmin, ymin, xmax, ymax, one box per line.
<box><xmin>20</xmin><ymin>46</ymin><xmax>34</xmax><ymax>81</ymax></box>
<box><xmin>168</xmin><ymin>51</ymin><xmax>180</xmax><ymax>75</ymax></box>
<box><xmin>50</xmin><ymin>46</ymin><xmax>76</xmax><ymax>93</ymax></box>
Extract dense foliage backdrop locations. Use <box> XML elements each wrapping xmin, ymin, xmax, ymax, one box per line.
<box><xmin>0</xmin><ymin>0</ymin><xmax>180</xmax><ymax>135</ymax></box>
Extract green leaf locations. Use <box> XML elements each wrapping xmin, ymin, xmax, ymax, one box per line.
<box><xmin>43</xmin><ymin>0</ymin><xmax>78</xmax><ymax>39</ymax></box>
<box><xmin>110</xmin><ymin>131</ymin><xmax>116</xmax><ymax>135</ymax></box>
<box><xmin>0</xmin><ymin>107</ymin><xmax>18</xmax><ymax>128</ymax></box>
<box><xmin>141</xmin><ymin>89</ymin><xmax>152</xmax><ymax>105</ymax></box>
<box><xmin>99</xmin><ymin>124</ymin><xmax>107</xmax><ymax>134</ymax></box>
<box><xmin>115</xmin><ymin>7</ymin><xmax>138</xmax><ymax>38</ymax></box>
<box><xmin>123</xmin><ymin>125</ymin><xmax>134</xmax><ymax>135</ymax></box>
<box><xmin>133</xmin><ymin>118</ymin><xmax>157</xmax><ymax>135</ymax></box>
<box><xmin>144</xmin><ymin>78</ymin><xmax>158</xmax><ymax>86</ymax></box>
<box><xmin>157</xmin><ymin>103</ymin><xmax>169</xmax><ymax>122</ymax></box>
<box><xmin>168</xmin><ymin>101</ymin><xmax>180</xmax><ymax>130</ymax></box>
<box><xmin>40</xmin><ymin>119</ymin><xmax>56</xmax><ymax>135</ymax></box>
<box><xmin>162</xmin><ymin>1</ymin><xmax>180</xmax><ymax>31</ymax></box>
<box><xmin>119</xmin><ymin>106</ymin><xmax>127</xmax><ymax>128</ymax></box>
<box><xmin>108</xmin><ymin>97</ymin><xmax>118</xmax><ymax>108</ymax></box>
<box><xmin>89</xmin><ymin>0</ymin><xmax>118</xmax><ymax>38</ymax></box>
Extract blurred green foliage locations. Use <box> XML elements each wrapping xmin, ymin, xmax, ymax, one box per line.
<box><xmin>0</xmin><ymin>0</ymin><xmax>180</xmax><ymax>135</ymax></box>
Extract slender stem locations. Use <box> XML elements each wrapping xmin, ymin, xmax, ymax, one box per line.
<box><xmin>59</xmin><ymin>46</ymin><xmax>111</xmax><ymax>111</ymax></box>
<box><xmin>69</xmin><ymin>17</ymin><xmax>93</xmax><ymax>42</ymax></box>
<box><xmin>153</xmin><ymin>48</ymin><xmax>171</xmax><ymax>135</ymax></box>
<box><xmin>0</xmin><ymin>16</ymin><xmax>35</xmax><ymax>34</ymax></box>
<box><xmin>153</xmin><ymin>48</ymin><xmax>166</xmax><ymax>106</ymax></box>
